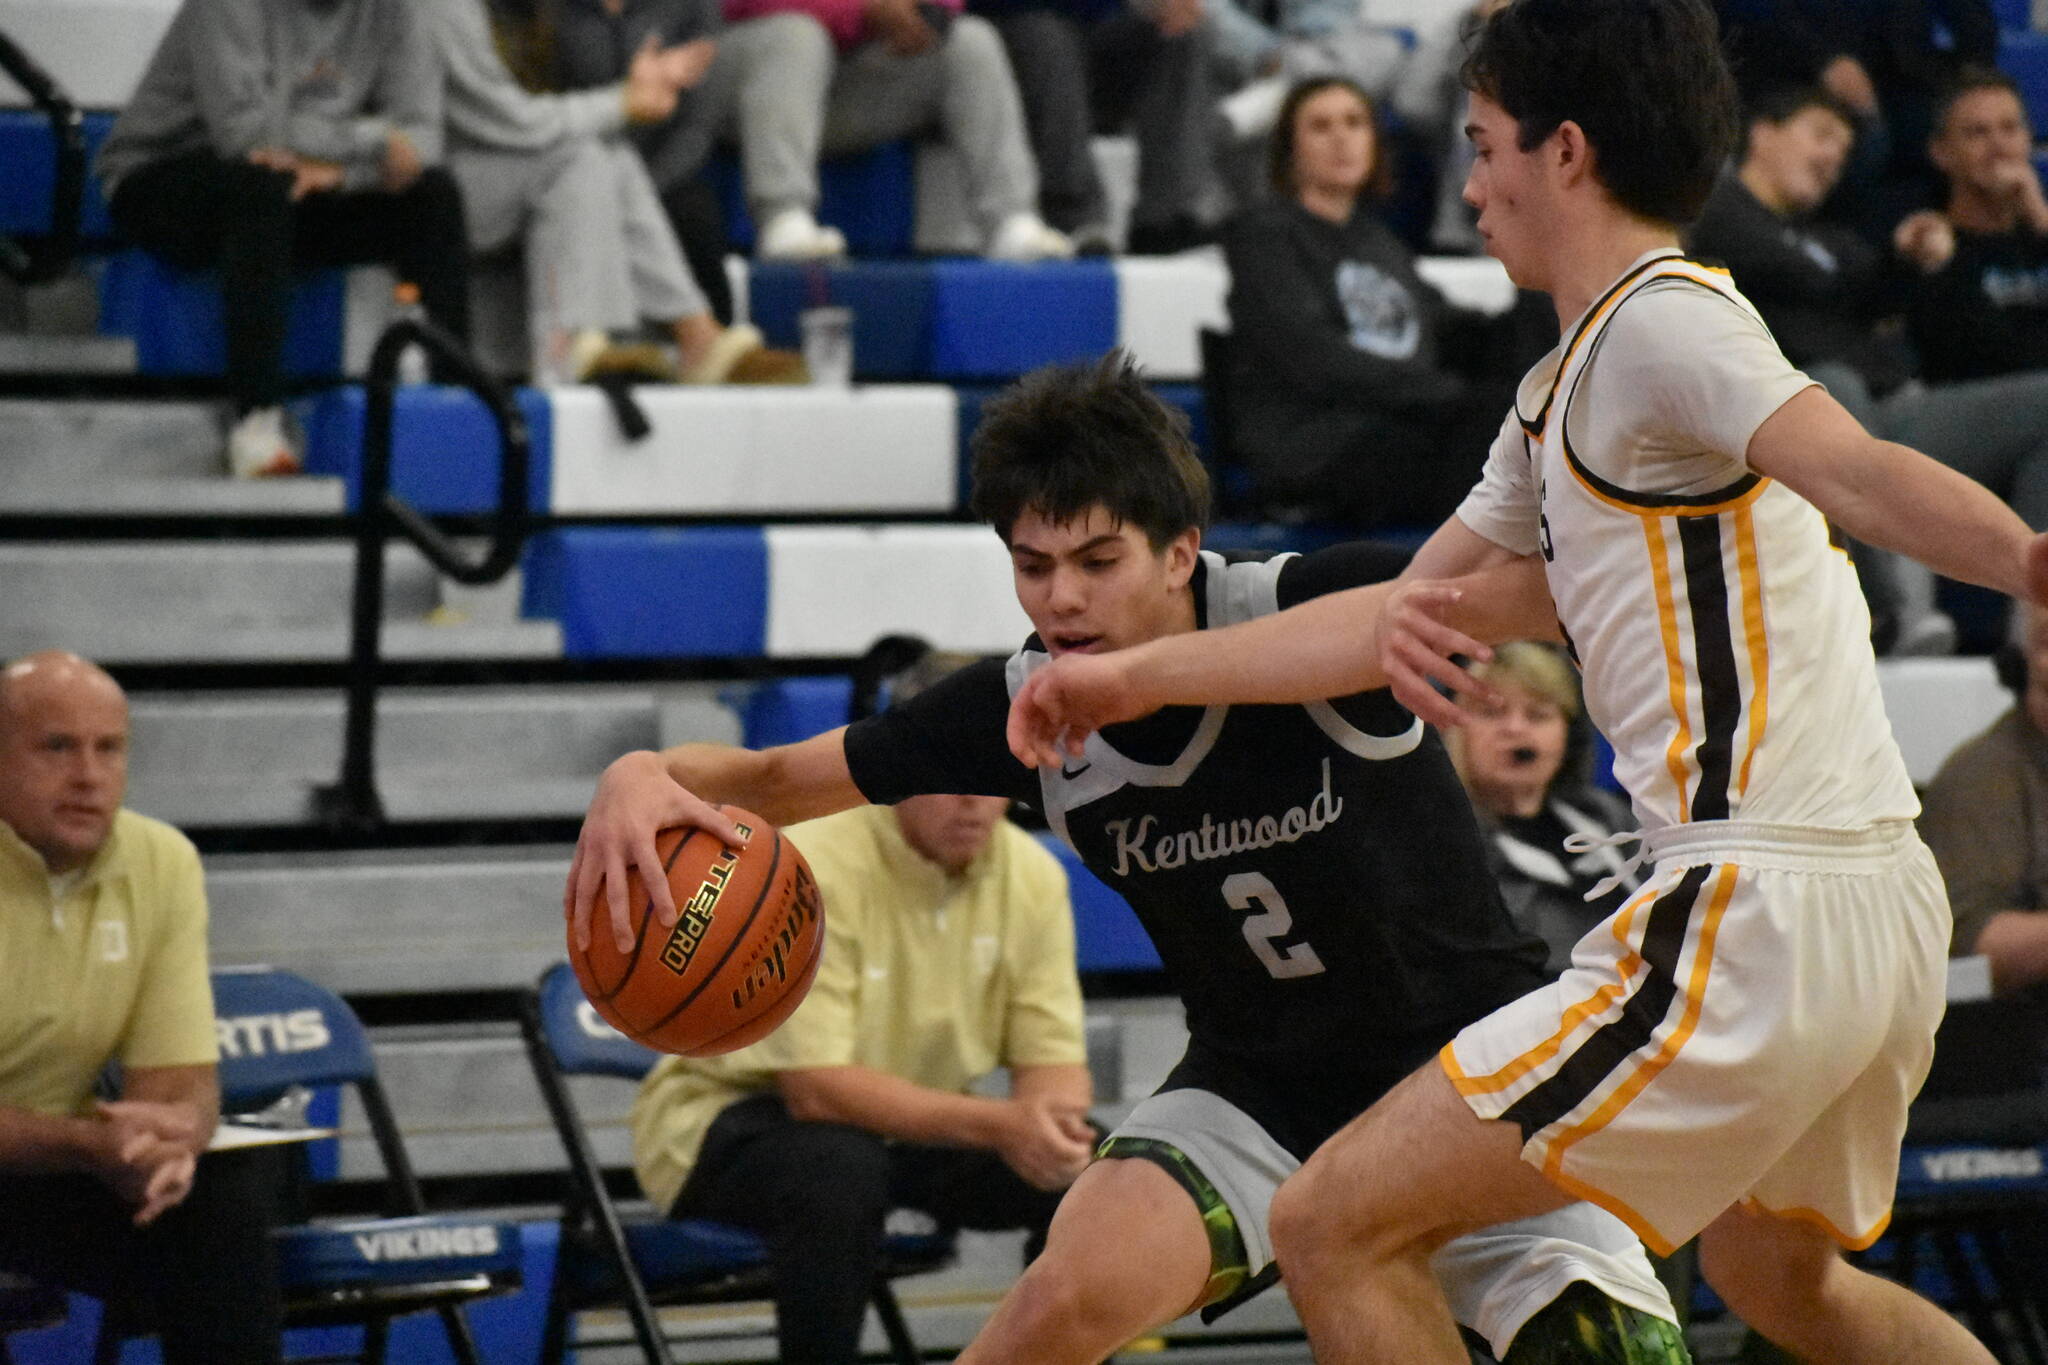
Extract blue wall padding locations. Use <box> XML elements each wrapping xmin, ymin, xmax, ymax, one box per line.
<box><xmin>1038</xmin><ymin>835</ymin><xmax>1161</xmax><ymax>974</ymax></box>
<box><xmin>295</xmin><ymin>385</ymin><xmax>554</xmax><ymax>514</ymax></box>
<box><xmin>705</xmin><ymin>142</ymin><xmax>916</xmax><ymax>257</ymax></box>
<box><xmin>521</xmin><ymin>527</ymin><xmax>769</xmax><ymax>658</ymax></box>
<box><xmin>729</xmin><ymin>676</ymin><xmax>855</xmax><ymax>750</ymax></box>
<box><xmin>2002</xmin><ymin>31</ymin><xmax>2048</xmax><ymax>132</ymax></box>
<box><xmin>98</xmin><ymin>249</ymin><xmax>344</xmax><ymax>377</ymax></box>
<box><xmin>0</xmin><ymin>109</ymin><xmax>116</xmax><ymax>240</ymax></box>
<box><xmin>749</xmin><ymin>260</ymin><xmax>938</xmax><ymax>380</ymax></box>
<box><xmin>927</xmin><ymin>259</ymin><xmax>1116</xmax><ymax>378</ymax></box>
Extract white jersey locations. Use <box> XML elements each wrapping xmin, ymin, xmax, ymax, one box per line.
<box><xmin>1457</xmin><ymin>249</ymin><xmax>1917</xmax><ymax>833</ymax></box>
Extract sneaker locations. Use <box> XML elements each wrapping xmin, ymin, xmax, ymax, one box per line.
<box><xmin>225</xmin><ymin>406</ymin><xmax>302</xmax><ymax>479</ymax></box>
<box><xmin>757</xmin><ymin>208</ymin><xmax>848</xmax><ymax>261</ymax></box>
<box><xmin>1068</xmin><ymin>222</ymin><xmax>1117</xmax><ymax>257</ymax></box>
<box><xmin>987</xmin><ymin>212</ymin><xmax>1075</xmax><ymax>263</ymax></box>
<box><xmin>680</xmin><ymin>323</ymin><xmax>810</xmax><ymax>385</ymax></box>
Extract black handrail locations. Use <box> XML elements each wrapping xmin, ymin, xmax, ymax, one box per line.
<box><xmin>315</xmin><ymin>316</ymin><xmax>533</xmax><ymax>831</ymax></box>
<box><xmin>0</xmin><ymin>29</ymin><xmax>84</xmax><ymax>286</ymax></box>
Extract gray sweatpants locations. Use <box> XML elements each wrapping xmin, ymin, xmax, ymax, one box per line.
<box><xmin>448</xmin><ymin>135</ymin><xmax>709</xmax><ymax>373</ymax></box>
<box><xmin>697</xmin><ymin>11</ymin><xmax>1039</xmax><ymax>233</ymax></box>
<box><xmin>987</xmin><ymin>7</ymin><xmax>1213</xmax><ymax>234</ymax></box>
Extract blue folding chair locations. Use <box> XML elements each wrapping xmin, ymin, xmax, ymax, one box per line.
<box><xmin>520</xmin><ymin>963</ymin><xmax>955</xmax><ymax>1365</ymax></box>
<box><xmin>96</xmin><ymin>967</ymin><xmax>522</xmax><ymax>1365</ymax></box>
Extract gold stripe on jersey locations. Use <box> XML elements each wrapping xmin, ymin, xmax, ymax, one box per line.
<box><xmin>1733</xmin><ymin>505</ymin><xmax>1771</xmax><ymax>798</ymax></box>
<box><xmin>1644</xmin><ymin>518</ymin><xmax>1696</xmax><ymax>821</ymax></box>
<box><xmin>1536</xmin><ymin>864</ymin><xmax>1738</xmax><ymax>1181</ymax></box>
<box><xmin>1740</xmin><ymin>1195</ymin><xmax>1892</xmax><ymax>1253</ymax></box>
<box><xmin>1440</xmin><ymin>879</ymin><xmax>1662</xmax><ymax>1098</ymax></box>
<box><xmin>1524</xmin><ymin>257</ymin><xmax>1669</xmax><ymax>438</ymax></box>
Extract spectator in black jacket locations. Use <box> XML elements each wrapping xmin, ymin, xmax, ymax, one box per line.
<box><xmin>1692</xmin><ymin>84</ymin><xmax>2048</xmax><ymax>649</ymax></box>
<box><xmin>1903</xmin><ymin>68</ymin><xmax>2048</xmax><ymax>384</ymax></box>
<box><xmin>1220</xmin><ymin>77</ymin><xmax>1529</xmax><ymax>531</ymax></box>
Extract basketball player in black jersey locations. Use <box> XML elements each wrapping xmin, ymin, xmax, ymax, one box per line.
<box><xmin>568</xmin><ymin>355</ymin><xmax>1689</xmax><ymax>1363</ymax></box>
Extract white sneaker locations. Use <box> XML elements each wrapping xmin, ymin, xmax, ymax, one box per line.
<box><xmin>757</xmin><ymin>208</ymin><xmax>848</xmax><ymax>261</ymax></box>
<box><xmin>986</xmin><ymin>212</ymin><xmax>1075</xmax><ymax>263</ymax></box>
<box><xmin>226</xmin><ymin>406</ymin><xmax>302</xmax><ymax>479</ymax></box>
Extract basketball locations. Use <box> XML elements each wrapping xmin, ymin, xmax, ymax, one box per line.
<box><xmin>571</xmin><ymin>809</ymin><xmax>824</xmax><ymax>1057</ymax></box>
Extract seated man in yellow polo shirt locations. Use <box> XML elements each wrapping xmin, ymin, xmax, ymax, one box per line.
<box><xmin>0</xmin><ymin>651</ymin><xmax>283</xmax><ymax>1364</ymax></box>
<box><xmin>633</xmin><ymin>652</ymin><xmax>1095</xmax><ymax>1365</ymax></box>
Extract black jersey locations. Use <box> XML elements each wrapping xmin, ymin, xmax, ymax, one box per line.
<box><xmin>843</xmin><ymin>543</ymin><xmax>1549</xmax><ymax>1156</ymax></box>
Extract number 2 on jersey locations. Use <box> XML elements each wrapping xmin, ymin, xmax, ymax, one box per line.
<box><xmin>1222</xmin><ymin>872</ymin><xmax>1326</xmax><ymax>979</ymax></box>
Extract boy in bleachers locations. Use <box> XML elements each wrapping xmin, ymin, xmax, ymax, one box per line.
<box><xmin>1691</xmin><ymin>81</ymin><xmax>2048</xmax><ymax>651</ymax></box>
<box><xmin>427</xmin><ymin>0</ymin><xmax>804</xmax><ymax>383</ymax></box>
<box><xmin>0</xmin><ymin>652</ymin><xmax>283</xmax><ymax>1363</ymax></box>
<box><xmin>1901</xmin><ymin>67</ymin><xmax>2048</xmax><ymax>385</ymax></box>
<box><xmin>96</xmin><ymin>0</ymin><xmax>471</xmax><ymax>478</ymax></box>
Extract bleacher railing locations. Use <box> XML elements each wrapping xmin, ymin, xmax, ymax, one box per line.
<box><xmin>0</xmin><ymin>28</ymin><xmax>83</xmax><ymax>286</ymax></box>
<box><xmin>315</xmin><ymin>317</ymin><xmax>533</xmax><ymax>832</ymax></box>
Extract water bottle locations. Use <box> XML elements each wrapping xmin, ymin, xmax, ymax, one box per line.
<box><xmin>392</xmin><ymin>281</ymin><xmax>430</xmax><ymax>387</ymax></box>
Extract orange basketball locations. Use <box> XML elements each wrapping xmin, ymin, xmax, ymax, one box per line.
<box><xmin>571</xmin><ymin>808</ymin><xmax>824</xmax><ymax>1057</ymax></box>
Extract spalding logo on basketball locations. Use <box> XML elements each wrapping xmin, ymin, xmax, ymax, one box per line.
<box><xmin>570</xmin><ymin>808</ymin><xmax>825</xmax><ymax>1056</ymax></box>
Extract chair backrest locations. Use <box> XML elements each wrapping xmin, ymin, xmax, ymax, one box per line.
<box><xmin>533</xmin><ymin>963</ymin><xmax>661</xmax><ymax>1082</ymax></box>
<box><xmin>211</xmin><ymin>965</ymin><xmax>378</xmax><ymax>1111</ymax></box>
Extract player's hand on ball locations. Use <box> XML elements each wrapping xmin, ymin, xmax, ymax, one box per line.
<box><xmin>1007</xmin><ymin>653</ymin><xmax>1145</xmax><ymax>769</ymax></box>
<box><xmin>569</xmin><ymin>751</ymin><xmax>746</xmax><ymax>956</ymax></box>
<box><xmin>1377</xmin><ymin>580</ymin><xmax>1496</xmax><ymax>729</ymax></box>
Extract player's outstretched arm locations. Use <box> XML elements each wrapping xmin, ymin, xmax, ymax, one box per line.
<box><xmin>567</xmin><ymin>729</ymin><xmax>866</xmax><ymax>953</ymax></box>
<box><xmin>1008</xmin><ymin>558</ymin><xmax>1559</xmax><ymax>765</ymax></box>
<box><xmin>1748</xmin><ymin>386</ymin><xmax>2048</xmax><ymax>605</ymax></box>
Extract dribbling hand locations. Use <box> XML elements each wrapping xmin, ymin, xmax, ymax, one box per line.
<box><xmin>1377</xmin><ymin>580</ymin><xmax>1497</xmax><ymax>728</ymax></box>
<box><xmin>567</xmin><ymin>751</ymin><xmax>745</xmax><ymax>956</ymax></box>
<box><xmin>1006</xmin><ymin>653</ymin><xmax>1146</xmax><ymax>769</ymax></box>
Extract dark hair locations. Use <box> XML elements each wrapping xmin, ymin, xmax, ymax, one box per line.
<box><xmin>969</xmin><ymin>350</ymin><xmax>1211</xmax><ymax>549</ymax></box>
<box><xmin>1462</xmin><ymin>0</ymin><xmax>1739</xmax><ymax>225</ymax></box>
<box><xmin>1744</xmin><ymin>84</ymin><xmax>1857</xmax><ymax>135</ymax></box>
<box><xmin>1934</xmin><ymin>65</ymin><xmax>2027</xmax><ymax>138</ymax></box>
<box><xmin>1268</xmin><ymin>76</ymin><xmax>1394</xmax><ymax>203</ymax></box>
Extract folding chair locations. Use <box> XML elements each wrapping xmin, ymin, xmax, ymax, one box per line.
<box><xmin>0</xmin><ymin>1272</ymin><xmax>66</xmax><ymax>1365</ymax></box>
<box><xmin>520</xmin><ymin>964</ymin><xmax>956</xmax><ymax>1365</ymax></box>
<box><xmin>96</xmin><ymin>967</ymin><xmax>523</xmax><ymax>1365</ymax></box>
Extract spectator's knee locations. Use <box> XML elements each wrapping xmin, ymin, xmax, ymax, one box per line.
<box><xmin>943</xmin><ymin>15</ymin><xmax>1007</xmax><ymax>73</ymax></box>
<box><xmin>742</xmin><ymin>10</ymin><xmax>835</xmax><ymax>72</ymax></box>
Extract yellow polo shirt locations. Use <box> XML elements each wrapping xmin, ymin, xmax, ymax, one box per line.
<box><xmin>632</xmin><ymin>806</ymin><xmax>1087</xmax><ymax>1213</ymax></box>
<box><xmin>0</xmin><ymin>810</ymin><xmax>219</xmax><ymax>1118</ymax></box>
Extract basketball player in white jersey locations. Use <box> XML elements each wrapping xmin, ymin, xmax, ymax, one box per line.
<box><xmin>1005</xmin><ymin>2</ymin><xmax>2048</xmax><ymax>1361</ymax></box>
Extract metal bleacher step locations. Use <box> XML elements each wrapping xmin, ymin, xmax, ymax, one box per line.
<box><xmin>130</xmin><ymin>683</ymin><xmax>744</xmax><ymax>827</ymax></box>
<box><xmin>206</xmin><ymin>844</ymin><xmax>576</xmax><ymax>996</ymax></box>
<box><xmin>0</xmin><ymin>395</ymin><xmax>346</xmax><ymax>511</ymax></box>
<box><xmin>0</xmin><ymin>542</ymin><xmax>563</xmax><ymax>663</ymax></box>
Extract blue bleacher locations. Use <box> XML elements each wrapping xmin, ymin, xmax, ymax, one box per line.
<box><xmin>749</xmin><ymin>258</ymin><xmax>1117</xmax><ymax>381</ymax></box>
<box><xmin>1993</xmin><ymin>0</ymin><xmax>2031</xmax><ymax>33</ymax></box>
<box><xmin>98</xmin><ymin>249</ymin><xmax>346</xmax><ymax>378</ymax></box>
<box><xmin>294</xmin><ymin>384</ymin><xmax>555</xmax><ymax>514</ymax></box>
<box><xmin>0</xmin><ymin>108</ymin><xmax>115</xmax><ymax>241</ymax></box>
<box><xmin>521</xmin><ymin>526</ymin><xmax>770</xmax><ymax>658</ymax></box>
<box><xmin>2002</xmin><ymin>29</ymin><xmax>2048</xmax><ymax>133</ymax></box>
<box><xmin>702</xmin><ymin>143</ymin><xmax>917</xmax><ymax>257</ymax></box>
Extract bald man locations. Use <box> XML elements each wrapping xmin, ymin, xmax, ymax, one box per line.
<box><xmin>0</xmin><ymin>652</ymin><xmax>283</xmax><ymax>1363</ymax></box>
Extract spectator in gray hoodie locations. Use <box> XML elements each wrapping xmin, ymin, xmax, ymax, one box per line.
<box><xmin>427</xmin><ymin>0</ymin><xmax>803</xmax><ymax>383</ymax></box>
<box><xmin>97</xmin><ymin>0</ymin><xmax>471</xmax><ymax>478</ymax></box>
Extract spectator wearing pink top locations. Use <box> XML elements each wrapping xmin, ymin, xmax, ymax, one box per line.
<box><xmin>708</xmin><ymin>0</ymin><xmax>1072</xmax><ymax>259</ymax></box>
